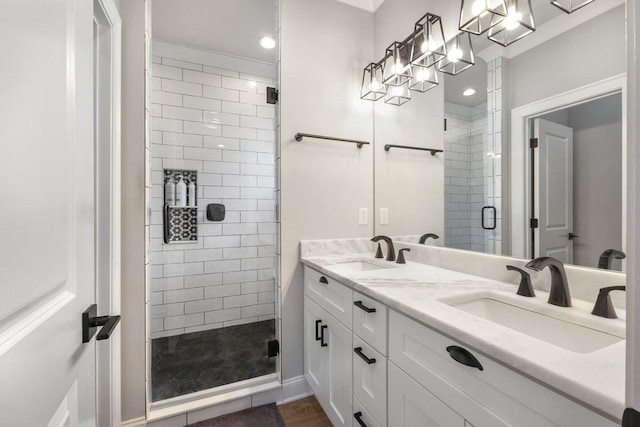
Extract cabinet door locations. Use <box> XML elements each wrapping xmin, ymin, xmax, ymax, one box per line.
<box><xmin>353</xmin><ymin>335</ymin><xmax>387</xmax><ymax>426</ymax></box>
<box><xmin>304</xmin><ymin>296</ymin><xmax>327</xmax><ymax>397</ymax></box>
<box><xmin>324</xmin><ymin>311</ymin><xmax>353</xmax><ymax>427</ymax></box>
<box><xmin>388</xmin><ymin>362</ymin><xmax>465</xmax><ymax>427</ymax></box>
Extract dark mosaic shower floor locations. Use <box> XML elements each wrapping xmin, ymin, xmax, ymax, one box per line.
<box><xmin>151</xmin><ymin>320</ymin><xmax>276</xmax><ymax>401</ymax></box>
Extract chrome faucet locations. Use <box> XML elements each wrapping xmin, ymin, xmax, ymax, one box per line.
<box><xmin>371</xmin><ymin>235</ymin><xmax>396</xmax><ymax>262</ymax></box>
<box><xmin>525</xmin><ymin>257</ymin><xmax>572</xmax><ymax>307</ymax></box>
<box><xmin>419</xmin><ymin>233</ymin><xmax>439</xmax><ymax>244</ymax></box>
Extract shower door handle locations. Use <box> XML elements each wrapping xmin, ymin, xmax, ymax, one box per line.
<box><xmin>482</xmin><ymin>206</ymin><xmax>497</xmax><ymax>230</ymax></box>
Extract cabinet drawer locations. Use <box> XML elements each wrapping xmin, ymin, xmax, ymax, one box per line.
<box><xmin>389</xmin><ymin>310</ymin><xmax>618</xmax><ymax>427</ymax></box>
<box><xmin>353</xmin><ymin>335</ymin><xmax>386</xmax><ymax>427</ymax></box>
<box><xmin>352</xmin><ymin>291</ymin><xmax>388</xmax><ymax>355</ymax></box>
<box><xmin>388</xmin><ymin>361</ymin><xmax>465</xmax><ymax>427</ymax></box>
<box><xmin>353</xmin><ymin>397</ymin><xmax>381</xmax><ymax>427</ymax></box>
<box><xmin>304</xmin><ymin>266</ymin><xmax>352</xmax><ymax>328</ymax></box>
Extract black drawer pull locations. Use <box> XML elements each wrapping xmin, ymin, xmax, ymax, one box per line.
<box><xmin>320</xmin><ymin>325</ymin><xmax>328</xmax><ymax>347</ymax></box>
<box><xmin>354</xmin><ymin>300</ymin><xmax>376</xmax><ymax>313</ymax></box>
<box><xmin>354</xmin><ymin>347</ymin><xmax>376</xmax><ymax>364</ymax></box>
<box><xmin>319</xmin><ymin>276</ymin><xmax>329</xmax><ymax>284</ymax></box>
<box><xmin>354</xmin><ymin>412</ymin><xmax>367</xmax><ymax>427</ymax></box>
<box><xmin>446</xmin><ymin>345</ymin><xmax>483</xmax><ymax>371</ymax></box>
<box><xmin>315</xmin><ymin>319</ymin><xmax>322</xmax><ymax>341</ymax></box>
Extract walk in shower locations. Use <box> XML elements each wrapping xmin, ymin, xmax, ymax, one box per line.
<box><xmin>146</xmin><ymin>0</ymin><xmax>279</xmax><ymax>403</ymax></box>
<box><xmin>443</xmin><ymin>58</ymin><xmax>500</xmax><ymax>254</ymax></box>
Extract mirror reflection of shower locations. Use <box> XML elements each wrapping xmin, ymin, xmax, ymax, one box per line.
<box><xmin>147</xmin><ymin>0</ymin><xmax>279</xmax><ymax>403</ymax></box>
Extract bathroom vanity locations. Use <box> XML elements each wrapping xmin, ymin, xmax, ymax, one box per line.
<box><xmin>301</xmin><ymin>239</ymin><xmax>624</xmax><ymax>427</ymax></box>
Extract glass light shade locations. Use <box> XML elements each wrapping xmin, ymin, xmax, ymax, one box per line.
<box><xmin>382</xmin><ymin>42</ymin><xmax>412</xmax><ymax>86</ymax></box>
<box><xmin>360</xmin><ymin>63</ymin><xmax>386</xmax><ymax>101</ymax></box>
<box><xmin>487</xmin><ymin>0</ymin><xmax>535</xmax><ymax>47</ymax></box>
<box><xmin>410</xmin><ymin>13</ymin><xmax>447</xmax><ymax>68</ymax></box>
<box><xmin>437</xmin><ymin>33</ymin><xmax>475</xmax><ymax>76</ymax></box>
<box><xmin>384</xmin><ymin>81</ymin><xmax>411</xmax><ymax>106</ymax></box>
<box><xmin>459</xmin><ymin>0</ymin><xmax>508</xmax><ymax>35</ymax></box>
<box><xmin>550</xmin><ymin>0</ymin><xmax>596</xmax><ymax>13</ymax></box>
<box><xmin>409</xmin><ymin>63</ymin><xmax>439</xmax><ymax>93</ymax></box>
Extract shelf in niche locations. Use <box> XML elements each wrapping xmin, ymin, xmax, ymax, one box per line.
<box><xmin>167</xmin><ymin>205</ymin><xmax>198</xmax><ymax>209</ymax></box>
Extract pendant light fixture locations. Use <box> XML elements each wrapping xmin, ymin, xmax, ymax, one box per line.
<box><xmin>459</xmin><ymin>0</ymin><xmax>508</xmax><ymax>35</ymax></box>
<box><xmin>360</xmin><ymin>63</ymin><xmax>386</xmax><ymax>101</ymax></box>
<box><xmin>487</xmin><ymin>0</ymin><xmax>535</xmax><ymax>46</ymax></box>
<box><xmin>409</xmin><ymin>62</ymin><xmax>439</xmax><ymax>93</ymax></box>
<box><xmin>384</xmin><ymin>81</ymin><xmax>411</xmax><ymax>106</ymax></box>
<box><xmin>437</xmin><ymin>32</ymin><xmax>475</xmax><ymax>76</ymax></box>
<box><xmin>550</xmin><ymin>0</ymin><xmax>596</xmax><ymax>13</ymax></box>
<box><xmin>410</xmin><ymin>13</ymin><xmax>447</xmax><ymax>68</ymax></box>
<box><xmin>382</xmin><ymin>41</ymin><xmax>413</xmax><ymax>86</ymax></box>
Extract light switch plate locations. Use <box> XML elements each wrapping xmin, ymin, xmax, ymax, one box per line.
<box><xmin>380</xmin><ymin>208</ymin><xmax>389</xmax><ymax>225</ymax></box>
<box><xmin>359</xmin><ymin>208</ymin><xmax>368</xmax><ymax>225</ymax></box>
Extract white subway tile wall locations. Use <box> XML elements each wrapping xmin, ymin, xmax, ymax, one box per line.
<box><xmin>444</xmin><ymin>102</ymin><xmax>488</xmax><ymax>252</ymax></box>
<box><xmin>149</xmin><ymin>45</ymin><xmax>276</xmax><ymax>339</ymax></box>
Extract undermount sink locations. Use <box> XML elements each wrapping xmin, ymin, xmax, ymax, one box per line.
<box><xmin>445</xmin><ymin>295</ymin><xmax>623</xmax><ymax>353</ymax></box>
<box><xmin>327</xmin><ymin>260</ymin><xmax>391</xmax><ymax>274</ymax></box>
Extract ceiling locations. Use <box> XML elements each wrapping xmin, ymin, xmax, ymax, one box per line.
<box><xmin>444</xmin><ymin>58</ymin><xmax>488</xmax><ymax>108</ymax></box>
<box><xmin>152</xmin><ymin>0</ymin><xmax>277</xmax><ymax>63</ymax></box>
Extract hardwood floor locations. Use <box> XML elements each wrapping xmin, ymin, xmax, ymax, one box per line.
<box><xmin>278</xmin><ymin>396</ymin><xmax>333</xmax><ymax>427</ymax></box>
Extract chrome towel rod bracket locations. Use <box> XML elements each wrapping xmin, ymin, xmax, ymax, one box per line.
<box><xmin>384</xmin><ymin>144</ymin><xmax>443</xmax><ymax>156</ymax></box>
<box><xmin>295</xmin><ymin>132</ymin><xmax>369</xmax><ymax>149</ymax></box>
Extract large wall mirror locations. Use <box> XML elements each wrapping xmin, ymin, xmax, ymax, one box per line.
<box><xmin>373</xmin><ymin>0</ymin><xmax>626</xmax><ymax>272</ymax></box>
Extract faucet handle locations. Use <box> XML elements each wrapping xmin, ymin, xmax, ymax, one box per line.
<box><xmin>375</xmin><ymin>243</ymin><xmax>384</xmax><ymax>259</ymax></box>
<box><xmin>397</xmin><ymin>248</ymin><xmax>411</xmax><ymax>264</ymax></box>
<box><xmin>506</xmin><ymin>265</ymin><xmax>535</xmax><ymax>298</ymax></box>
<box><xmin>592</xmin><ymin>286</ymin><xmax>626</xmax><ymax>319</ymax></box>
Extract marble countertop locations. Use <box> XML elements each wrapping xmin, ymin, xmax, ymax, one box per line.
<box><xmin>300</xmin><ymin>251</ymin><xmax>626</xmax><ymax>421</ymax></box>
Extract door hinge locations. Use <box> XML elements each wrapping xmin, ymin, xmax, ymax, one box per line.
<box><xmin>268</xmin><ymin>339</ymin><xmax>280</xmax><ymax>357</ymax></box>
<box><xmin>530</xmin><ymin>218</ymin><xmax>539</xmax><ymax>229</ymax></box>
<box><xmin>444</xmin><ymin>118</ymin><xmax>447</xmax><ymax>131</ymax></box>
<box><xmin>530</xmin><ymin>138</ymin><xmax>539</xmax><ymax>148</ymax></box>
<box><xmin>267</xmin><ymin>87</ymin><xmax>279</xmax><ymax>104</ymax></box>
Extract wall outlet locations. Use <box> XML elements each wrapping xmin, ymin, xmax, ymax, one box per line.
<box><xmin>379</xmin><ymin>208</ymin><xmax>389</xmax><ymax>225</ymax></box>
<box><xmin>358</xmin><ymin>208</ymin><xmax>368</xmax><ymax>225</ymax></box>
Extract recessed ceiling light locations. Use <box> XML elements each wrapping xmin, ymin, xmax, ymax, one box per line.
<box><xmin>463</xmin><ymin>88</ymin><xmax>476</xmax><ymax>97</ymax></box>
<box><xmin>259</xmin><ymin>36</ymin><xmax>276</xmax><ymax>49</ymax></box>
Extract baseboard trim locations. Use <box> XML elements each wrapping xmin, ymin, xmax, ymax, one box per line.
<box><xmin>121</xmin><ymin>416</ymin><xmax>146</xmax><ymax>427</ymax></box>
<box><xmin>279</xmin><ymin>375</ymin><xmax>313</xmax><ymax>405</ymax></box>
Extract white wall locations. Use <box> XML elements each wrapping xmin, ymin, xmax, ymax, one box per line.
<box><xmin>506</xmin><ymin>6</ymin><xmax>626</xmax><ymax>110</ymax></box>
<box><xmin>119</xmin><ymin>0</ymin><xmax>147</xmax><ymax>421</ymax></box>
<box><xmin>148</xmin><ymin>42</ymin><xmax>277</xmax><ymax>338</ymax></box>
<box><xmin>280</xmin><ymin>0</ymin><xmax>375</xmax><ymax>381</ymax></box>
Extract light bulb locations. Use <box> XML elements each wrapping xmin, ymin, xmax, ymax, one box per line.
<box><xmin>370</xmin><ymin>78</ymin><xmax>380</xmax><ymax>92</ymax></box>
<box><xmin>503</xmin><ymin>7</ymin><xmax>522</xmax><ymax>30</ymax></box>
<box><xmin>394</xmin><ymin>59</ymin><xmax>403</xmax><ymax>74</ymax></box>
<box><xmin>421</xmin><ymin>40</ymin><xmax>430</xmax><ymax>53</ymax></box>
<box><xmin>448</xmin><ymin>47</ymin><xmax>463</xmax><ymax>63</ymax></box>
<box><xmin>471</xmin><ymin>0</ymin><xmax>486</xmax><ymax>16</ymax></box>
<box><xmin>416</xmin><ymin>69</ymin><xmax>430</xmax><ymax>82</ymax></box>
<box><xmin>391</xmin><ymin>86</ymin><xmax>404</xmax><ymax>97</ymax></box>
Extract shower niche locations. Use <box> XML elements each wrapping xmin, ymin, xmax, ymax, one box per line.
<box><xmin>163</xmin><ymin>169</ymin><xmax>197</xmax><ymax>243</ymax></box>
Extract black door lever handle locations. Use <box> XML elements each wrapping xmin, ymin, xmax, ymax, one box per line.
<box><xmin>82</xmin><ymin>304</ymin><xmax>121</xmax><ymax>343</ymax></box>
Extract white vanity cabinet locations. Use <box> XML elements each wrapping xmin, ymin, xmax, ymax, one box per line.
<box><xmin>303</xmin><ymin>265</ymin><xmax>618</xmax><ymax>427</ymax></box>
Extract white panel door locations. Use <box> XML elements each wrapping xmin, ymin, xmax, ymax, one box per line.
<box><xmin>534</xmin><ymin>119</ymin><xmax>575</xmax><ymax>263</ymax></box>
<box><xmin>0</xmin><ymin>0</ymin><xmax>98</xmax><ymax>426</ymax></box>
